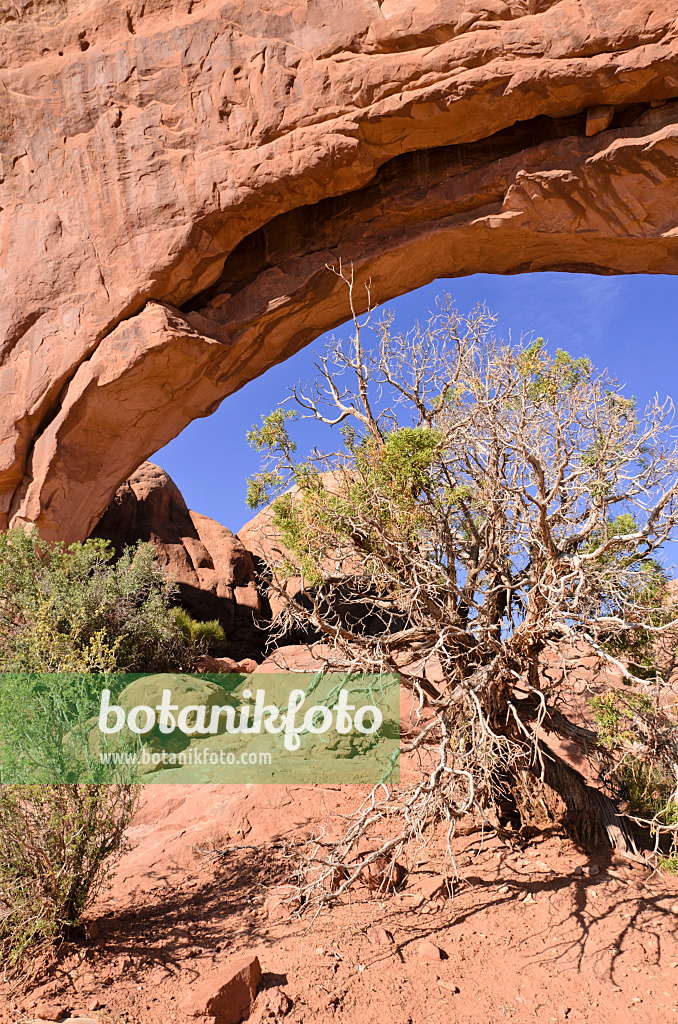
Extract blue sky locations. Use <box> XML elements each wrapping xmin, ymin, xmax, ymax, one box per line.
<box><xmin>154</xmin><ymin>272</ymin><xmax>678</xmax><ymax>557</ymax></box>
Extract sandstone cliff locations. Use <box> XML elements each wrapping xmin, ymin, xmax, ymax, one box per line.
<box><xmin>2</xmin><ymin>0</ymin><xmax>678</xmax><ymax>541</ymax></box>
<box><xmin>92</xmin><ymin>461</ymin><xmax>263</xmax><ymax>657</ymax></box>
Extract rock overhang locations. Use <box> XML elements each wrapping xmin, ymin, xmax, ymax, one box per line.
<box><xmin>1</xmin><ymin>0</ymin><xmax>678</xmax><ymax>541</ymax></box>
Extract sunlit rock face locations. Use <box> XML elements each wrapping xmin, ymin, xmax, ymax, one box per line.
<box><xmin>91</xmin><ymin>460</ymin><xmax>263</xmax><ymax>654</ymax></box>
<box><xmin>2</xmin><ymin>0</ymin><xmax>678</xmax><ymax>541</ymax></box>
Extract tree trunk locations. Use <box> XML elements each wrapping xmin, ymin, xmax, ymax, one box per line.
<box><xmin>509</xmin><ymin>740</ymin><xmax>612</xmax><ymax>850</ymax></box>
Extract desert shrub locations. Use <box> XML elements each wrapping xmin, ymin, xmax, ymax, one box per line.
<box><xmin>617</xmin><ymin>758</ymin><xmax>678</xmax><ymax>824</ymax></box>
<box><xmin>0</xmin><ymin>528</ymin><xmax>219</xmax><ymax>672</ymax></box>
<box><xmin>0</xmin><ymin>531</ymin><xmax>226</xmax><ymax>965</ymax></box>
<box><xmin>0</xmin><ymin>671</ymin><xmax>140</xmax><ymax>966</ymax></box>
<box><xmin>0</xmin><ymin>670</ymin><xmax>142</xmax><ymax>785</ymax></box>
<box><xmin>590</xmin><ymin>690</ymin><xmax>678</xmax><ymax>858</ymax></box>
<box><xmin>172</xmin><ymin>607</ymin><xmax>226</xmax><ymax>646</ymax></box>
<box><xmin>0</xmin><ymin>783</ymin><xmax>138</xmax><ymax>966</ymax></box>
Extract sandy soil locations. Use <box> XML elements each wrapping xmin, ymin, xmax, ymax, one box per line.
<box><xmin>4</xmin><ymin>781</ymin><xmax>678</xmax><ymax>1024</ymax></box>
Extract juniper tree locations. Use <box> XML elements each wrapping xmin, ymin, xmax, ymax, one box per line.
<box><xmin>248</xmin><ymin>271</ymin><xmax>678</xmax><ymax>890</ymax></box>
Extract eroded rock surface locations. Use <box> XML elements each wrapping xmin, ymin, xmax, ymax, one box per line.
<box><xmin>92</xmin><ymin>461</ymin><xmax>261</xmax><ymax>647</ymax></box>
<box><xmin>2</xmin><ymin>0</ymin><xmax>678</xmax><ymax>540</ymax></box>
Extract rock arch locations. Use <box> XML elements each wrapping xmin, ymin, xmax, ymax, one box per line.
<box><xmin>1</xmin><ymin>0</ymin><xmax>678</xmax><ymax>541</ymax></box>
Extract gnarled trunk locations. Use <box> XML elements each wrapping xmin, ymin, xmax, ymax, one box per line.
<box><xmin>509</xmin><ymin>740</ymin><xmax>635</xmax><ymax>852</ymax></box>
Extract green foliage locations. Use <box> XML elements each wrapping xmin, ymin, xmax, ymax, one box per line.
<box><xmin>245</xmin><ymin>410</ymin><xmax>298</xmax><ymax>509</ymax></box>
<box><xmin>617</xmin><ymin>757</ymin><xmax>678</xmax><ymax>828</ymax></box>
<box><xmin>247</xmin><ymin>409</ymin><xmax>297</xmax><ymax>456</ymax></box>
<box><xmin>591</xmin><ymin>689</ymin><xmax>678</xmax><ymax>831</ymax></box>
<box><xmin>172</xmin><ymin>608</ymin><xmax>225</xmax><ymax>646</ymax></box>
<box><xmin>0</xmin><ymin>528</ymin><xmax>216</xmax><ymax>672</ymax></box>
<box><xmin>0</xmin><ymin>783</ymin><xmax>137</xmax><ymax>966</ymax></box>
<box><xmin>253</xmin><ymin>423</ymin><xmax>443</xmax><ymax>582</ymax></box>
<box><xmin>0</xmin><ymin>671</ymin><xmax>140</xmax><ymax>785</ymax></box>
<box><xmin>246</xmin><ymin>471</ymin><xmax>282</xmax><ymax>510</ymax></box>
<box><xmin>0</xmin><ymin>530</ymin><xmax>233</xmax><ymax>966</ymax></box>
<box><xmin>518</xmin><ymin>338</ymin><xmax>592</xmax><ymax>400</ymax></box>
<box><xmin>589</xmin><ymin>690</ymin><xmax>654</xmax><ymax>749</ymax></box>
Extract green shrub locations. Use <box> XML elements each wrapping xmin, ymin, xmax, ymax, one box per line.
<box><xmin>172</xmin><ymin>607</ymin><xmax>225</xmax><ymax>646</ymax></box>
<box><xmin>0</xmin><ymin>528</ymin><xmax>222</xmax><ymax>673</ymax></box>
<box><xmin>616</xmin><ymin>757</ymin><xmax>678</xmax><ymax>827</ymax></box>
<box><xmin>591</xmin><ymin>691</ymin><xmax>678</xmax><ymax>862</ymax></box>
<box><xmin>0</xmin><ymin>529</ymin><xmax>231</xmax><ymax>967</ymax></box>
<box><xmin>0</xmin><ymin>783</ymin><xmax>138</xmax><ymax>967</ymax></box>
<box><xmin>0</xmin><ymin>671</ymin><xmax>142</xmax><ymax>785</ymax></box>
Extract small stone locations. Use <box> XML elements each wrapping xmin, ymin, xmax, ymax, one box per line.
<box><xmin>411</xmin><ymin>939</ymin><xmax>448</xmax><ymax>962</ymax></box>
<box><xmin>574</xmin><ymin>865</ymin><xmax>583</xmax><ymax>876</ymax></box>
<box><xmin>178</xmin><ymin>954</ymin><xmax>261</xmax><ymax>1023</ymax></box>
<box><xmin>359</xmin><ymin>855</ymin><xmax>406</xmax><ymax>893</ymax></box>
<box><xmin>264</xmin><ymin>885</ymin><xmax>301</xmax><ymax>921</ymax></box>
<box><xmin>365</xmin><ymin>925</ymin><xmax>394</xmax><ymax>947</ymax></box>
<box><xmin>33</xmin><ymin>1002</ymin><xmax>70</xmax><ymax>1020</ymax></box>
<box><xmin>587</xmin><ymin>865</ymin><xmax>600</xmax><ymax>876</ymax></box>
<box><xmin>408</xmin><ymin>873</ymin><xmax>449</xmax><ymax>901</ymax></box>
<box><xmin>325</xmin><ymin>865</ymin><xmax>348</xmax><ymax>892</ymax></box>
<box><xmin>249</xmin><ymin>986</ymin><xmax>292</xmax><ymax>1021</ymax></box>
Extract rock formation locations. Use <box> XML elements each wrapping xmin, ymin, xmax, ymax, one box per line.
<box><xmin>92</xmin><ymin>461</ymin><xmax>262</xmax><ymax>653</ymax></box>
<box><xmin>2</xmin><ymin>0</ymin><xmax>678</xmax><ymax>541</ymax></box>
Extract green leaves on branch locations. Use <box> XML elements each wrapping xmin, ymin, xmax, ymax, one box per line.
<box><xmin>0</xmin><ymin>528</ymin><xmax>217</xmax><ymax>673</ymax></box>
<box><xmin>518</xmin><ymin>338</ymin><xmax>592</xmax><ymax>401</ymax></box>
<box><xmin>246</xmin><ymin>408</ymin><xmax>297</xmax><ymax>454</ymax></box>
<box><xmin>246</xmin><ymin>410</ymin><xmax>298</xmax><ymax>510</ymax></box>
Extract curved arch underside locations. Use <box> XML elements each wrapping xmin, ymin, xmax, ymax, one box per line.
<box><xmin>2</xmin><ymin>0</ymin><xmax>678</xmax><ymax>541</ymax></box>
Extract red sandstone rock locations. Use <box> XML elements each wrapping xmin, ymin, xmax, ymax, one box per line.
<box><xmin>196</xmin><ymin>655</ymin><xmax>258</xmax><ymax>674</ymax></box>
<box><xmin>2</xmin><ymin>1</ymin><xmax>678</xmax><ymax>541</ymax></box>
<box><xmin>586</xmin><ymin>104</ymin><xmax>615</xmax><ymax>136</ymax></box>
<box><xmin>358</xmin><ymin>855</ymin><xmax>406</xmax><ymax>893</ymax></box>
<box><xmin>92</xmin><ymin>461</ymin><xmax>261</xmax><ymax>643</ymax></box>
<box><xmin>263</xmin><ymin>885</ymin><xmax>302</xmax><ymax>922</ymax></box>
<box><xmin>178</xmin><ymin>955</ymin><xmax>261</xmax><ymax>1024</ymax></box>
<box><xmin>365</xmin><ymin>925</ymin><xmax>395</xmax><ymax>947</ymax></box>
<box><xmin>252</xmin><ymin>645</ymin><xmax>334</xmax><ymax>674</ymax></box>
<box><xmin>410</xmin><ymin>939</ymin><xmax>449</xmax><ymax>963</ymax></box>
<box><xmin>238</xmin><ymin>503</ymin><xmax>304</xmax><ymax>622</ymax></box>
<box><xmin>248</xmin><ymin>987</ymin><xmax>292</xmax><ymax>1023</ymax></box>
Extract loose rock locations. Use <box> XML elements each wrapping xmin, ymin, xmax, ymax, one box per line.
<box><xmin>178</xmin><ymin>955</ymin><xmax>261</xmax><ymax>1024</ymax></box>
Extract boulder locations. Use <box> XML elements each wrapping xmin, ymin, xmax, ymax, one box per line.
<box><xmin>92</xmin><ymin>462</ymin><xmax>262</xmax><ymax>655</ymax></box>
<box><xmin>248</xmin><ymin>987</ymin><xmax>292</xmax><ymax>1022</ymax></box>
<box><xmin>359</xmin><ymin>855</ymin><xmax>406</xmax><ymax>893</ymax></box>
<box><xmin>409</xmin><ymin>939</ymin><xmax>449</xmax><ymax>963</ymax></box>
<box><xmin>263</xmin><ymin>885</ymin><xmax>302</xmax><ymax>922</ymax></box>
<box><xmin>238</xmin><ymin>492</ymin><xmax>307</xmax><ymax>622</ymax></box>
<box><xmin>89</xmin><ymin>673</ymin><xmax>236</xmax><ymax>772</ymax></box>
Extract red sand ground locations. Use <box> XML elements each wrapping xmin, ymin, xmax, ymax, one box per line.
<box><xmin>4</xmin><ymin>782</ymin><xmax>678</xmax><ymax>1024</ymax></box>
